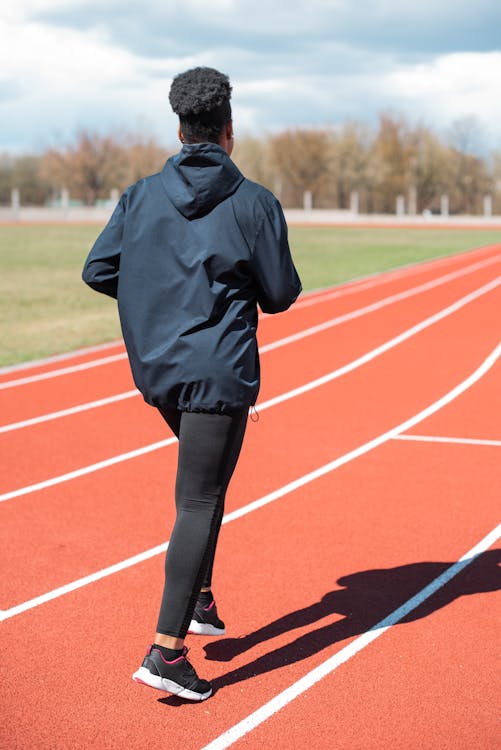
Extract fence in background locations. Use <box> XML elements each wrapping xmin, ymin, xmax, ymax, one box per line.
<box><xmin>1</xmin><ymin>188</ymin><xmax>500</xmax><ymax>227</ymax></box>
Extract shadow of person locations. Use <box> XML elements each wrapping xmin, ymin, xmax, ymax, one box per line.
<box><xmin>205</xmin><ymin>548</ymin><xmax>500</xmax><ymax>692</ymax></box>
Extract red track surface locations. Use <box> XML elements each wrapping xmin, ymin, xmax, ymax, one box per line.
<box><xmin>1</xmin><ymin>246</ymin><xmax>500</xmax><ymax>749</ymax></box>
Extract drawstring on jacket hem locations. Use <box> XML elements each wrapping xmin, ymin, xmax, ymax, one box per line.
<box><xmin>249</xmin><ymin>405</ymin><xmax>259</xmax><ymax>422</ymax></box>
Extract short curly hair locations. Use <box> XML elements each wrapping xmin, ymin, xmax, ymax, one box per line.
<box><xmin>169</xmin><ymin>67</ymin><xmax>232</xmax><ymax>144</ymax></box>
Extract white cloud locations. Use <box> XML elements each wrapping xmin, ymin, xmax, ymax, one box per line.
<box><xmin>1</xmin><ymin>0</ymin><xmax>75</xmax><ymax>23</ymax></box>
<box><xmin>383</xmin><ymin>52</ymin><xmax>501</xmax><ymax>142</ymax></box>
<box><xmin>0</xmin><ymin>13</ymin><xmax>194</xmax><ymax>148</ymax></box>
<box><xmin>1</xmin><ymin>20</ymin><xmax>130</xmax><ymax>90</ymax></box>
<box><xmin>1</xmin><ymin>1</ymin><xmax>500</xmax><ymax>151</ymax></box>
<box><xmin>388</xmin><ymin>52</ymin><xmax>501</xmax><ymax>108</ymax></box>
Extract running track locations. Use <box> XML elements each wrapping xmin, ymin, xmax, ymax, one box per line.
<box><xmin>1</xmin><ymin>244</ymin><xmax>500</xmax><ymax>749</ymax></box>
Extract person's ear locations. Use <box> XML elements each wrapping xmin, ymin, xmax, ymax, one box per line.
<box><xmin>178</xmin><ymin>125</ymin><xmax>185</xmax><ymax>144</ymax></box>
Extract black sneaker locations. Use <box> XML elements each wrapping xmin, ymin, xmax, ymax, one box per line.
<box><xmin>132</xmin><ymin>645</ymin><xmax>212</xmax><ymax>701</ymax></box>
<box><xmin>188</xmin><ymin>598</ymin><xmax>226</xmax><ymax>636</ymax></box>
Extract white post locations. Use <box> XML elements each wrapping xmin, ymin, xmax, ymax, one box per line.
<box><xmin>483</xmin><ymin>195</ymin><xmax>492</xmax><ymax>217</ymax></box>
<box><xmin>440</xmin><ymin>194</ymin><xmax>449</xmax><ymax>217</ymax></box>
<box><xmin>350</xmin><ymin>190</ymin><xmax>359</xmax><ymax>215</ymax></box>
<box><xmin>303</xmin><ymin>190</ymin><xmax>312</xmax><ymax>211</ymax></box>
<box><xmin>61</xmin><ymin>188</ymin><xmax>69</xmax><ymax>221</ymax></box>
<box><xmin>11</xmin><ymin>188</ymin><xmax>20</xmax><ymax>220</ymax></box>
<box><xmin>396</xmin><ymin>195</ymin><xmax>405</xmax><ymax>216</ymax></box>
<box><xmin>408</xmin><ymin>186</ymin><xmax>417</xmax><ymax>216</ymax></box>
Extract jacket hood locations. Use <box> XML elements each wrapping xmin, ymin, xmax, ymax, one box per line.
<box><xmin>161</xmin><ymin>143</ymin><xmax>244</xmax><ymax>219</ymax></box>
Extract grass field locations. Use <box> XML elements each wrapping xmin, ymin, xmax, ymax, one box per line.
<box><xmin>1</xmin><ymin>223</ymin><xmax>499</xmax><ymax>367</ymax></box>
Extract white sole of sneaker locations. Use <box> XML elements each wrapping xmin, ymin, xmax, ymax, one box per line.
<box><xmin>132</xmin><ymin>667</ymin><xmax>212</xmax><ymax>701</ymax></box>
<box><xmin>188</xmin><ymin>620</ymin><xmax>225</xmax><ymax>636</ymax></box>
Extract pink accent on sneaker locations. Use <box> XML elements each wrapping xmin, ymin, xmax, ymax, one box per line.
<box><xmin>152</xmin><ymin>645</ymin><xmax>187</xmax><ymax>665</ymax></box>
<box><xmin>204</xmin><ymin>600</ymin><xmax>216</xmax><ymax>612</ymax></box>
<box><xmin>134</xmin><ymin>677</ymin><xmax>150</xmax><ymax>686</ymax></box>
<box><xmin>146</xmin><ymin>645</ymin><xmax>152</xmax><ymax>656</ymax></box>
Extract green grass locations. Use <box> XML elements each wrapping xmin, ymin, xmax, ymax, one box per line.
<box><xmin>289</xmin><ymin>227</ymin><xmax>500</xmax><ymax>290</ymax></box>
<box><xmin>1</xmin><ymin>224</ymin><xmax>499</xmax><ymax>367</ymax></box>
<box><xmin>0</xmin><ymin>225</ymin><xmax>120</xmax><ymax>366</ymax></box>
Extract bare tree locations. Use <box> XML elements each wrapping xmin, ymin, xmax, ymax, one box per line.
<box><xmin>2</xmin><ymin>118</ymin><xmax>498</xmax><ymax>214</ymax></box>
<box><xmin>330</xmin><ymin>122</ymin><xmax>371</xmax><ymax>210</ymax></box>
<box><xmin>232</xmin><ymin>136</ymin><xmax>274</xmax><ymax>190</ymax></box>
<box><xmin>269</xmin><ymin>129</ymin><xmax>333</xmax><ymax>208</ymax></box>
<box><xmin>368</xmin><ymin>114</ymin><xmax>414</xmax><ymax>213</ymax></box>
<box><xmin>405</xmin><ymin>126</ymin><xmax>450</xmax><ymax>213</ymax></box>
<box><xmin>447</xmin><ymin>116</ymin><xmax>485</xmax><ymax>157</ymax></box>
<box><xmin>490</xmin><ymin>151</ymin><xmax>501</xmax><ymax>214</ymax></box>
<box><xmin>444</xmin><ymin>148</ymin><xmax>490</xmax><ymax>214</ymax></box>
<box><xmin>42</xmin><ymin>131</ymin><xmax>127</xmax><ymax>205</ymax></box>
<box><xmin>0</xmin><ymin>154</ymin><xmax>13</xmax><ymax>205</ymax></box>
<box><xmin>0</xmin><ymin>153</ymin><xmax>49</xmax><ymax>205</ymax></box>
<box><xmin>441</xmin><ymin>118</ymin><xmax>491</xmax><ymax>213</ymax></box>
<box><xmin>118</xmin><ymin>132</ymin><xmax>172</xmax><ymax>187</ymax></box>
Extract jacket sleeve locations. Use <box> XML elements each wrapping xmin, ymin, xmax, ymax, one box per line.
<box><xmin>82</xmin><ymin>192</ymin><xmax>127</xmax><ymax>299</ymax></box>
<box><xmin>250</xmin><ymin>195</ymin><xmax>302</xmax><ymax>314</ymax></box>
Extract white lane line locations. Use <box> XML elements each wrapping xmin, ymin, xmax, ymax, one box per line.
<box><xmin>394</xmin><ymin>434</ymin><xmax>501</xmax><ymax>447</ymax></box>
<box><xmin>0</xmin><ymin>438</ymin><xmax>177</xmax><ymax>503</ymax></box>
<box><xmin>1</xmin><ymin>243</ymin><xmax>496</xmax><ymax>378</ymax></box>
<box><xmin>222</xmin><ymin>342</ymin><xmax>501</xmax><ymax>524</ymax></box>
<box><xmin>2</xmin><ymin>256</ymin><xmax>500</xmax><ymax>431</ymax></box>
<box><xmin>1</xmin><ymin>276</ymin><xmax>499</xmax><ymax>501</ymax></box>
<box><xmin>254</xmin><ymin>277</ymin><xmax>500</xmax><ymax>410</ymax></box>
<box><xmin>0</xmin><ymin>390</ymin><xmax>139</xmax><ymax>434</ymax></box>
<box><xmin>200</xmin><ymin>522</ymin><xmax>501</xmax><ymax>750</ymax></box>
<box><xmin>259</xmin><ymin>256</ymin><xmax>501</xmax><ymax>353</ymax></box>
<box><xmin>270</xmin><ymin>243</ymin><xmax>500</xmax><ymax>313</ymax></box>
<box><xmin>0</xmin><ymin>352</ymin><xmax>128</xmax><ymax>390</ymax></box>
<box><xmin>1</xmin><ymin>341</ymin><xmax>499</xmax><ymax>622</ymax></box>
<box><xmin>0</xmin><ymin>340</ymin><xmax>124</xmax><ymax>375</ymax></box>
<box><xmin>1</xmin><ymin>252</ymin><xmax>500</xmax><ymax>391</ymax></box>
<box><xmin>0</xmin><ymin>540</ymin><xmax>171</xmax><ymax>623</ymax></box>
<box><xmin>290</xmin><ymin>247</ymin><xmax>501</xmax><ymax>312</ymax></box>
<box><xmin>2</xmin><ymin>341</ymin><xmax>499</xmax><ymax>622</ymax></box>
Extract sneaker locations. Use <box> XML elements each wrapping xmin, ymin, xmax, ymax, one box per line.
<box><xmin>132</xmin><ymin>645</ymin><xmax>212</xmax><ymax>701</ymax></box>
<box><xmin>188</xmin><ymin>598</ymin><xmax>226</xmax><ymax>636</ymax></box>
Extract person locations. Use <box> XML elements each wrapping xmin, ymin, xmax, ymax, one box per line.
<box><xmin>82</xmin><ymin>66</ymin><xmax>301</xmax><ymax>701</ymax></box>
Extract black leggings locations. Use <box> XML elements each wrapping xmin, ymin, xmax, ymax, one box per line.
<box><xmin>156</xmin><ymin>407</ymin><xmax>248</xmax><ymax>638</ymax></box>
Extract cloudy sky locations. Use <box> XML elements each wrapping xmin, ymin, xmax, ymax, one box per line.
<box><xmin>1</xmin><ymin>0</ymin><xmax>501</xmax><ymax>153</ymax></box>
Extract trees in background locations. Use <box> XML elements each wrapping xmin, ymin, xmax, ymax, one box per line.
<box><xmin>231</xmin><ymin>136</ymin><xmax>272</xmax><ymax>189</ymax></box>
<box><xmin>268</xmin><ymin>129</ymin><xmax>334</xmax><ymax>207</ymax></box>
<box><xmin>330</xmin><ymin>123</ymin><xmax>371</xmax><ymax>211</ymax></box>
<box><xmin>39</xmin><ymin>131</ymin><xmax>171</xmax><ymax>205</ymax></box>
<box><xmin>0</xmin><ymin>154</ymin><xmax>50</xmax><ymax>205</ymax></box>
<box><xmin>0</xmin><ymin>116</ymin><xmax>498</xmax><ymax>214</ymax></box>
<box><xmin>41</xmin><ymin>132</ymin><xmax>125</xmax><ymax>206</ymax></box>
<box><xmin>491</xmin><ymin>152</ymin><xmax>501</xmax><ymax>214</ymax></box>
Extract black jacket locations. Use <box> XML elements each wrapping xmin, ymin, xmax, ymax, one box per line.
<box><xmin>82</xmin><ymin>143</ymin><xmax>301</xmax><ymax>412</ymax></box>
